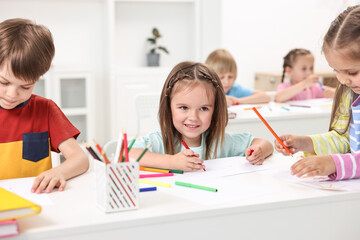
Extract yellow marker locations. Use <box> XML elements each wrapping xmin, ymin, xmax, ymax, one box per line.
<box><xmin>139</xmin><ymin>179</ymin><xmax>171</xmax><ymax>188</ymax></box>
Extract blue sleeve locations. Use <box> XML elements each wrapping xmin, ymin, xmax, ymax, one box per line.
<box><xmin>226</xmin><ymin>83</ymin><xmax>254</xmax><ymax>98</ymax></box>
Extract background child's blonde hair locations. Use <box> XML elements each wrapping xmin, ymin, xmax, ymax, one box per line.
<box><xmin>158</xmin><ymin>61</ymin><xmax>228</xmax><ymax>160</ymax></box>
<box><xmin>205</xmin><ymin>49</ymin><xmax>237</xmax><ymax>78</ymax></box>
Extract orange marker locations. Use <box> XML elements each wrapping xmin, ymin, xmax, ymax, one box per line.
<box><xmin>252</xmin><ymin>107</ymin><xmax>292</xmax><ymax>156</ymax></box>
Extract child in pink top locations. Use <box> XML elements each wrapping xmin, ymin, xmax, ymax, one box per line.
<box><xmin>274</xmin><ymin>48</ymin><xmax>335</xmax><ymax>102</ymax></box>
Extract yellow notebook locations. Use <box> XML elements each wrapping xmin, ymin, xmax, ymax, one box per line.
<box><xmin>0</xmin><ymin>187</ymin><xmax>41</xmax><ymax>221</ymax></box>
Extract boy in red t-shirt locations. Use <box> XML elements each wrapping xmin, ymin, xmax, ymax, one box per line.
<box><xmin>0</xmin><ymin>18</ymin><xmax>89</xmax><ymax>193</ymax></box>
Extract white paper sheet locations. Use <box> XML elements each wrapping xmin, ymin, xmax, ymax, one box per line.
<box><xmin>0</xmin><ymin>177</ymin><xmax>53</xmax><ymax>205</ymax></box>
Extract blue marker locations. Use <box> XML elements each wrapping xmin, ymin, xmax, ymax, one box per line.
<box><xmin>318</xmin><ymin>82</ymin><xmax>324</xmax><ymax>90</ymax></box>
<box><xmin>139</xmin><ymin>187</ymin><xmax>157</xmax><ymax>192</ymax></box>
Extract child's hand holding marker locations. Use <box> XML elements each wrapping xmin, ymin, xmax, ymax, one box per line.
<box><xmin>274</xmin><ymin>134</ymin><xmax>315</xmax><ymax>156</ymax></box>
<box><xmin>170</xmin><ymin>150</ymin><xmax>204</xmax><ymax>172</ymax></box>
<box><xmin>245</xmin><ymin>145</ymin><xmax>265</xmax><ymax>165</ymax></box>
<box><xmin>181</xmin><ymin>140</ymin><xmax>206</xmax><ymax>171</ymax></box>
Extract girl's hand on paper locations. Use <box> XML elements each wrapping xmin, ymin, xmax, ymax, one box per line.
<box><xmin>291</xmin><ymin>155</ymin><xmax>336</xmax><ymax>178</ymax></box>
<box><xmin>31</xmin><ymin>168</ymin><xmax>66</xmax><ymax>194</ymax></box>
<box><xmin>245</xmin><ymin>145</ymin><xmax>265</xmax><ymax>165</ymax></box>
<box><xmin>170</xmin><ymin>149</ymin><xmax>204</xmax><ymax>171</ymax></box>
<box><xmin>274</xmin><ymin>135</ymin><xmax>314</xmax><ymax>155</ymax></box>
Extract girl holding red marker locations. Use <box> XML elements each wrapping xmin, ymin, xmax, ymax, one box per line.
<box><xmin>129</xmin><ymin>62</ymin><xmax>273</xmax><ymax>171</ymax></box>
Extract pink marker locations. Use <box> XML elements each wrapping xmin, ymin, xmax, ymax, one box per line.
<box><xmin>139</xmin><ymin>173</ymin><xmax>174</xmax><ymax>178</ymax></box>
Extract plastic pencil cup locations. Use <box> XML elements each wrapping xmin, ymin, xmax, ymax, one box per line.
<box><xmin>94</xmin><ymin>160</ymin><xmax>139</xmax><ymax>212</ymax></box>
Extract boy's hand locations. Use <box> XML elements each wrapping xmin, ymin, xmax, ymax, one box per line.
<box><xmin>291</xmin><ymin>155</ymin><xmax>336</xmax><ymax>178</ymax></box>
<box><xmin>31</xmin><ymin>168</ymin><xmax>66</xmax><ymax>194</ymax></box>
<box><xmin>226</xmin><ymin>95</ymin><xmax>237</xmax><ymax>107</ymax></box>
<box><xmin>170</xmin><ymin>149</ymin><xmax>204</xmax><ymax>171</ymax></box>
<box><xmin>245</xmin><ymin>145</ymin><xmax>265</xmax><ymax>165</ymax></box>
<box><xmin>274</xmin><ymin>135</ymin><xmax>314</xmax><ymax>155</ymax></box>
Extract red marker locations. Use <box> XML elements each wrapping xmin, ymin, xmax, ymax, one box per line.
<box><xmin>181</xmin><ymin>140</ymin><xmax>206</xmax><ymax>171</ymax></box>
<box><xmin>249</xmin><ymin>149</ymin><xmax>254</xmax><ymax>156</ymax></box>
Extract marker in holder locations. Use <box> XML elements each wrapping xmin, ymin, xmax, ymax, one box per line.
<box><xmin>94</xmin><ymin>161</ymin><xmax>139</xmax><ymax>212</ymax></box>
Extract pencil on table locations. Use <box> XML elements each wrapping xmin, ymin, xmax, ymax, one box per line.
<box><xmin>252</xmin><ymin>107</ymin><xmax>293</xmax><ymax>156</ymax></box>
<box><xmin>136</xmin><ymin>143</ymin><xmax>151</xmax><ymax>162</ymax></box>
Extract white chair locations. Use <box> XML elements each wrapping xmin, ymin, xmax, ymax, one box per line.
<box><xmin>134</xmin><ymin>93</ymin><xmax>160</xmax><ymax>136</ymax></box>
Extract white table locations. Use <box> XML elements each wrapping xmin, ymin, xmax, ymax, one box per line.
<box><xmin>6</xmin><ymin>153</ymin><xmax>360</xmax><ymax>240</ymax></box>
<box><xmin>227</xmin><ymin>98</ymin><xmax>333</xmax><ymax>142</ymax></box>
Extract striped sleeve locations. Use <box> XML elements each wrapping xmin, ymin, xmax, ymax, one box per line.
<box><xmin>328</xmin><ymin>152</ymin><xmax>360</xmax><ymax>180</ymax></box>
<box><xmin>306</xmin><ymin>90</ymin><xmax>351</xmax><ymax>156</ymax></box>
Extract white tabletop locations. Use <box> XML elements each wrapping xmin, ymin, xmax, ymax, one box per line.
<box><xmin>227</xmin><ymin>98</ymin><xmax>333</xmax><ymax>141</ymax></box>
<box><xmin>4</xmin><ymin>152</ymin><xmax>360</xmax><ymax>240</ymax></box>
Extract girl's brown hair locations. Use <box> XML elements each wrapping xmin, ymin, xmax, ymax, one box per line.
<box><xmin>281</xmin><ymin>48</ymin><xmax>312</xmax><ymax>83</ymax></box>
<box><xmin>205</xmin><ymin>49</ymin><xmax>237</xmax><ymax>78</ymax></box>
<box><xmin>158</xmin><ymin>62</ymin><xmax>228</xmax><ymax>160</ymax></box>
<box><xmin>0</xmin><ymin>18</ymin><xmax>55</xmax><ymax>83</ymax></box>
<box><xmin>322</xmin><ymin>5</ymin><xmax>360</xmax><ymax>133</ymax></box>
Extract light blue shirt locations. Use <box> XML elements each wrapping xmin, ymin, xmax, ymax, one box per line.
<box><xmin>226</xmin><ymin>83</ymin><xmax>254</xmax><ymax>98</ymax></box>
<box><xmin>132</xmin><ymin>129</ymin><xmax>254</xmax><ymax>160</ymax></box>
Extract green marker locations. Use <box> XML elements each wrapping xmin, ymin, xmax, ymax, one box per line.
<box><xmin>175</xmin><ymin>181</ymin><xmax>217</xmax><ymax>192</ymax></box>
<box><xmin>281</xmin><ymin>106</ymin><xmax>290</xmax><ymax>111</ymax></box>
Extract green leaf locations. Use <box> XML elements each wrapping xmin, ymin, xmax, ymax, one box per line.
<box><xmin>152</xmin><ymin>28</ymin><xmax>160</xmax><ymax>38</ymax></box>
<box><xmin>158</xmin><ymin>46</ymin><xmax>169</xmax><ymax>54</ymax></box>
<box><xmin>150</xmin><ymin>48</ymin><xmax>156</xmax><ymax>54</ymax></box>
<box><xmin>147</xmin><ymin>38</ymin><xmax>156</xmax><ymax>44</ymax></box>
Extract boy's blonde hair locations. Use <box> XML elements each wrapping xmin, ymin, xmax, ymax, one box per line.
<box><xmin>158</xmin><ymin>62</ymin><xmax>228</xmax><ymax>160</ymax></box>
<box><xmin>0</xmin><ymin>18</ymin><xmax>55</xmax><ymax>83</ymax></box>
<box><xmin>205</xmin><ymin>49</ymin><xmax>237</xmax><ymax>78</ymax></box>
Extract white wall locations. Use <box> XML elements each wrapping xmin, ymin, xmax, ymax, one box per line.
<box><xmin>219</xmin><ymin>0</ymin><xmax>360</xmax><ymax>88</ymax></box>
<box><xmin>0</xmin><ymin>0</ymin><xmax>108</xmax><ymax>143</ymax></box>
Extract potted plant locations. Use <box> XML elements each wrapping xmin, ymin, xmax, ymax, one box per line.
<box><xmin>146</xmin><ymin>27</ymin><xmax>169</xmax><ymax>67</ymax></box>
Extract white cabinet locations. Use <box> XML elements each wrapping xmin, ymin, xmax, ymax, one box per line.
<box><xmin>33</xmin><ymin>68</ymin><xmax>94</xmax><ymax>143</ymax></box>
<box><xmin>106</xmin><ymin>0</ymin><xmax>209</xmax><ymax>139</ymax></box>
<box><xmin>109</xmin><ymin>67</ymin><xmax>169</xmax><ymax>140</ymax></box>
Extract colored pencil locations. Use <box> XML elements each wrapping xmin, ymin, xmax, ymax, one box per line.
<box><xmin>136</xmin><ymin>143</ymin><xmax>151</xmax><ymax>162</ymax></box>
<box><xmin>281</xmin><ymin>106</ymin><xmax>290</xmax><ymax>111</ymax></box>
<box><xmin>128</xmin><ymin>135</ymin><xmax>137</xmax><ymax>152</ymax></box>
<box><xmin>123</xmin><ymin>129</ymin><xmax>129</xmax><ymax>162</ymax></box>
<box><xmin>252</xmin><ymin>107</ymin><xmax>292</xmax><ymax>156</ymax></box>
<box><xmin>114</xmin><ymin>131</ymin><xmax>123</xmax><ymax>163</ymax></box>
<box><xmin>93</xmin><ymin>139</ymin><xmax>103</xmax><ymax>156</ymax></box>
<box><xmin>318</xmin><ymin>81</ymin><xmax>325</xmax><ymax>90</ymax></box>
<box><xmin>139</xmin><ymin>173</ymin><xmax>174</xmax><ymax>178</ymax></box>
<box><xmin>140</xmin><ymin>166</ymin><xmax>169</xmax><ymax>173</ymax></box>
<box><xmin>82</xmin><ymin>142</ymin><xmax>101</xmax><ymax>161</ymax></box>
<box><xmin>181</xmin><ymin>140</ymin><xmax>206</xmax><ymax>171</ymax></box>
<box><xmin>139</xmin><ymin>179</ymin><xmax>171</xmax><ymax>188</ymax></box>
<box><xmin>175</xmin><ymin>181</ymin><xmax>217</xmax><ymax>192</ymax></box>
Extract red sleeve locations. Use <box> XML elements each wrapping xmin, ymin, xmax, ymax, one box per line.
<box><xmin>47</xmin><ymin>100</ymin><xmax>80</xmax><ymax>152</ymax></box>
